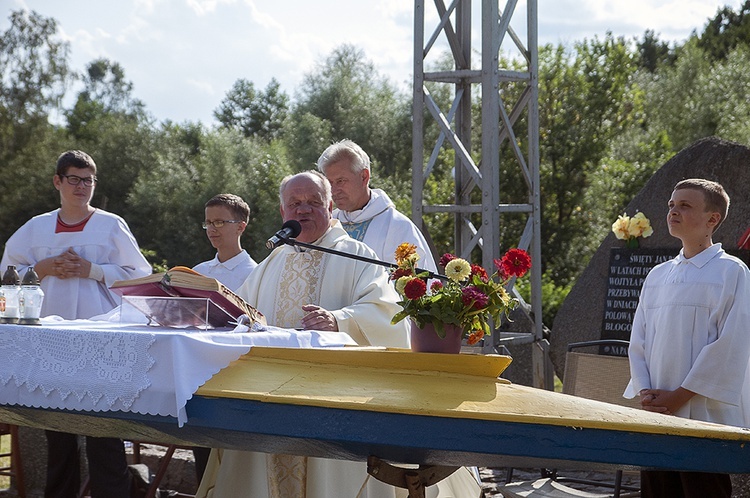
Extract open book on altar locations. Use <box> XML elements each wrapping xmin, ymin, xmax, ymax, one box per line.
<box><xmin>110</xmin><ymin>266</ymin><xmax>266</xmax><ymax>329</ymax></box>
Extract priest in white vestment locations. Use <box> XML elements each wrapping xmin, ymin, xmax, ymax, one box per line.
<box><xmin>317</xmin><ymin>139</ymin><xmax>438</xmax><ymax>273</ymax></box>
<box><xmin>196</xmin><ymin>171</ymin><xmax>481</xmax><ymax>498</ymax></box>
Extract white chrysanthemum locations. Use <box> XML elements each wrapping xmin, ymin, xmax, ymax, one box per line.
<box><xmin>445</xmin><ymin>258</ymin><xmax>471</xmax><ymax>282</ymax></box>
<box><xmin>395</xmin><ymin>276</ymin><xmax>411</xmax><ymax>295</ymax></box>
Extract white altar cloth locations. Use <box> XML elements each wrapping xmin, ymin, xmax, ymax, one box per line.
<box><xmin>0</xmin><ymin>318</ymin><xmax>356</xmax><ymax>426</ymax></box>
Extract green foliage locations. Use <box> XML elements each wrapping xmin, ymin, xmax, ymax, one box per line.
<box><xmin>584</xmin><ymin>128</ymin><xmax>673</xmax><ymax>236</ymax></box>
<box><xmin>638</xmin><ymin>39</ymin><xmax>716</xmax><ymax>151</ymax></box>
<box><xmin>284</xmin><ymin>44</ymin><xmax>412</xmax><ymax>176</ymax></box>
<box><xmin>62</xmin><ymin>58</ymin><xmax>158</xmax><ymax>220</ymax></box>
<box><xmin>538</xmin><ymin>34</ymin><xmax>640</xmax><ymax>282</ymax></box>
<box><xmin>698</xmin><ymin>0</ymin><xmax>750</xmax><ymax>61</ymax></box>
<box><xmin>637</xmin><ymin>30</ymin><xmax>677</xmax><ymax>72</ymax></box>
<box><xmin>127</xmin><ymin>127</ymin><xmax>291</xmax><ymax>267</ymax></box>
<box><xmin>0</xmin><ymin>10</ymin><xmax>71</xmax><ymax>164</ymax></box>
<box><xmin>515</xmin><ymin>273</ymin><xmax>572</xmax><ymax>328</ymax></box>
<box><xmin>214</xmin><ymin>78</ymin><xmax>289</xmax><ymax>141</ymax></box>
<box><xmin>140</xmin><ymin>248</ymin><xmax>169</xmax><ymax>274</ymax></box>
<box><xmin>0</xmin><ymin>126</ymin><xmax>74</xmax><ymax>248</ymax></box>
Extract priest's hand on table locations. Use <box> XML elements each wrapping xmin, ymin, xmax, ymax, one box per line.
<box><xmin>301</xmin><ymin>304</ymin><xmax>339</xmax><ymax>331</ymax></box>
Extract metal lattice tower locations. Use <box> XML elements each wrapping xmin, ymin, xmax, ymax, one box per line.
<box><xmin>412</xmin><ymin>0</ymin><xmax>549</xmax><ymax>387</ymax></box>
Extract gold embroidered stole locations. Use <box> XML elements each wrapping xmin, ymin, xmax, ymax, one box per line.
<box><xmin>267</xmin><ymin>249</ymin><xmax>325</xmax><ymax>496</ymax></box>
<box><xmin>270</xmin><ymin>250</ymin><xmax>324</xmax><ymax>328</ymax></box>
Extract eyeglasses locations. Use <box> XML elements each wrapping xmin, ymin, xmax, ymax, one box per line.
<box><xmin>202</xmin><ymin>220</ymin><xmax>242</xmax><ymax>229</ymax></box>
<box><xmin>60</xmin><ymin>174</ymin><xmax>97</xmax><ymax>187</ymax></box>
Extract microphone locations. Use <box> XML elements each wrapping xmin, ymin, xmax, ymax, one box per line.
<box><xmin>266</xmin><ymin>220</ymin><xmax>302</xmax><ymax>249</ymax></box>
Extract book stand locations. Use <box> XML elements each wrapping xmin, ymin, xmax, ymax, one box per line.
<box><xmin>121</xmin><ymin>295</ymin><xmax>236</xmax><ymax>330</ymax></box>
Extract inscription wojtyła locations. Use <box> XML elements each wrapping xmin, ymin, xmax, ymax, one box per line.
<box><xmin>601</xmin><ymin>248</ymin><xmax>677</xmax><ymax>344</ymax></box>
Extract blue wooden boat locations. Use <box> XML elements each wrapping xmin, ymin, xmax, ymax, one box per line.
<box><xmin>3</xmin><ymin>346</ymin><xmax>750</xmax><ymax>474</ymax></box>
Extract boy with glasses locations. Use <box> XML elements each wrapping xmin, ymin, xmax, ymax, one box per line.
<box><xmin>1</xmin><ymin>150</ymin><xmax>152</xmax><ymax>498</ymax></box>
<box><xmin>191</xmin><ymin>193</ymin><xmax>257</xmax><ymax>482</ymax></box>
<box><xmin>193</xmin><ymin>193</ymin><xmax>258</xmax><ymax>292</ymax></box>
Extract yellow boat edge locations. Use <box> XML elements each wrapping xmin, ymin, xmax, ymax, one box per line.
<box><xmin>195</xmin><ymin>346</ymin><xmax>750</xmax><ymax>443</ymax></box>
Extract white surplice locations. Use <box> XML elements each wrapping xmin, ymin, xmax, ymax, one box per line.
<box><xmin>196</xmin><ymin>221</ymin><xmax>481</xmax><ymax>497</ymax></box>
<box><xmin>0</xmin><ymin>209</ymin><xmax>152</xmax><ymax>319</ymax></box>
<box><xmin>624</xmin><ymin>243</ymin><xmax>750</xmax><ymax>427</ymax></box>
<box><xmin>334</xmin><ymin>188</ymin><xmax>438</xmax><ymax>273</ymax></box>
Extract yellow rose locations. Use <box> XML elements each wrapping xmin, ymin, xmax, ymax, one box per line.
<box><xmin>631</xmin><ymin>212</ymin><xmax>653</xmax><ymax>238</ymax></box>
<box><xmin>611</xmin><ymin>215</ymin><xmax>630</xmax><ymax>240</ymax></box>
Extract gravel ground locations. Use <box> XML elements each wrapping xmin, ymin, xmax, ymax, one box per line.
<box><xmin>480</xmin><ymin>467</ymin><xmax>641</xmax><ymax>497</ymax></box>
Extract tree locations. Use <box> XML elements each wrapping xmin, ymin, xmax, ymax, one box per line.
<box><xmin>62</xmin><ymin>58</ymin><xmax>156</xmax><ymax>218</ymax></box>
<box><xmin>639</xmin><ymin>38</ymin><xmax>716</xmax><ymax>152</ymax></box>
<box><xmin>0</xmin><ymin>10</ymin><xmax>73</xmax><ymax>248</ymax></box>
<box><xmin>214</xmin><ymin>78</ymin><xmax>289</xmax><ymax>141</ymax></box>
<box><xmin>66</xmin><ymin>58</ymin><xmax>147</xmax><ymax>140</ymax></box>
<box><xmin>128</xmin><ymin>126</ymin><xmax>292</xmax><ymax>266</ymax></box>
<box><xmin>284</xmin><ymin>44</ymin><xmax>412</xmax><ymax>176</ymax></box>
<box><xmin>537</xmin><ymin>35</ymin><xmax>640</xmax><ymax>283</ymax></box>
<box><xmin>637</xmin><ymin>30</ymin><xmax>676</xmax><ymax>72</ymax></box>
<box><xmin>697</xmin><ymin>0</ymin><xmax>750</xmax><ymax>61</ymax></box>
<box><xmin>0</xmin><ymin>10</ymin><xmax>70</xmax><ymax>156</ymax></box>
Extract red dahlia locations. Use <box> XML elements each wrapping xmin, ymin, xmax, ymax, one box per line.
<box><xmin>404</xmin><ymin>278</ymin><xmax>427</xmax><ymax>299</ymax></box>
<box><xmin>495</xmin><ymin>248</ymin><xmax>531</xmax><ymax>278</ymax></box>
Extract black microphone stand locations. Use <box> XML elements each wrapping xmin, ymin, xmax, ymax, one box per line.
<box><xmin>276</xmin><ymin>234</ymin><xmax>448</xmax><ymax>281</ymax></box>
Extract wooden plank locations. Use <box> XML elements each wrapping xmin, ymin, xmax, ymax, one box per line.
<box><xmin>3</xmin><ymin>397</ymin><xmax>750</xmax><ymax>474</ymax></box>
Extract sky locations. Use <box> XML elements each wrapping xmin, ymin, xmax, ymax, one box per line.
<box><xmin>2</xmin><ymin>0</ymin><xmax>737</xmax><ymax>126</ymax></box>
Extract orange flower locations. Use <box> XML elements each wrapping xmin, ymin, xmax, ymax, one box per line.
<box><xmin>466</xmin><ymin>330</ymin><xmax>485</xmax><ymax>345</ymax></box>
<box><xmin>395</xmin><ymin>243</ymin><xmax>417</xmax><ymax>265</ymax></box>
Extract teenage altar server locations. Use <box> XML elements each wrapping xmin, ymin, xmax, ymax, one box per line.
<box><xmin>1</xmin><ymin>150</ymin><xmax>151</xmax><ymax>498</ymax></box>
<box><xmin>625</xmin><ymin>179</ymin><xmax>750</xmax><ymax>498</ymax></box>
<box><xmin>193</xmin><ymin>193</ymin><xmax>257</xmax><ymax>292</ymax></box>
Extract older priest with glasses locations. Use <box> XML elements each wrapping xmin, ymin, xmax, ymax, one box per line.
<box><xmin>195</xmin><ymin>171</ymin><xmax>481</xmax><ymax>498</ymax></box>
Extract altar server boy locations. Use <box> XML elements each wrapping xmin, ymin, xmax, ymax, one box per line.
<box><xmin>1</xmin><ymin>150</ymin><xmax>151</xmax><ymax>498</ymax></box>
<box><xmin>624</xmin><ymin>178</ymin><xmax>750</xmax><ymax>498</ymax></box>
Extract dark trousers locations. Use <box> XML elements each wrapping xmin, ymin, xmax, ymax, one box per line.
<box><xmin>641</xmin><ymin>470</ymin><xmax>732</xmax><ymax>498</ymax></box>
<box><xmin>45</xmin><ymin>430</ymin><xmax>132</xmax><ymax>498</ymax></box>
<box><xmin>193</xmin><ymin>446</ymin><xmax>212</xmax><ymax>484</ymax></box>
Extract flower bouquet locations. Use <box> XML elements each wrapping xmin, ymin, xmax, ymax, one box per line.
<box><xmin>390</xmin><ymin>243</ymin><xmax>531</xmax><ymax>346</ymax></box>
<box><xmin>611</xmin><ymin>212</ymin><xmax>653</xmax><ymax>249</ymax></box>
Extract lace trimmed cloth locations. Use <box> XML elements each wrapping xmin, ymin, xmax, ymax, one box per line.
<box><xmin>0</xmin><ymin>318</ymin><xmax>356</xmax><ymax>426</ymax></box>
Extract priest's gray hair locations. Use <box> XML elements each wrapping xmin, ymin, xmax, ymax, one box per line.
<box><xmin>316</xmin><ymin>139</ymin><xmax>370</xmax><ymax>175</ymax></box>
<box><xmin>279</xmin><ymin>170</ymin><xmax>332</xmax><ymax>205</ymax></box>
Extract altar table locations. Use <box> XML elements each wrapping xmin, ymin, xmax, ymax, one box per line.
<box><xmin>0</xmin><ymin>317</ymin><xmax>356</xmax><ymax>426</ymax></box>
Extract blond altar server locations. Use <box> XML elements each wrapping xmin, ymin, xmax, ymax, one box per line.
<box><xmin>196</xmin><ymin>171</ymin><xmax>481</xmax><ymax>498</ymax></box>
